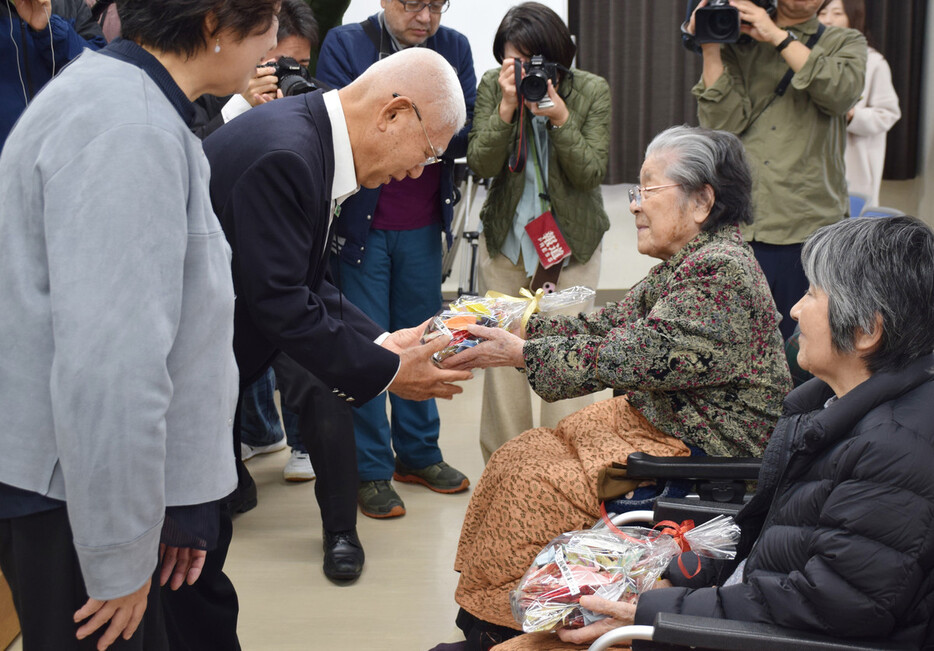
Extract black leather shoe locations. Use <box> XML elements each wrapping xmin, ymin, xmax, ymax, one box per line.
<box><xmin>323</xmin><ymin>528</ymin><xmax>364</xmax><ymax>583</ymax></box>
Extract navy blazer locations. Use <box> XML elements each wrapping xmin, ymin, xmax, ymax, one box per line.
<box><xmin>316</xmin><ymin>14</ymin><xmax>476</xmax><ymax>267</ymax></box>
<box><xmin>204</xmin><ymin>91</ymin><xmax>399</xmax><ymax>405</ymax></box>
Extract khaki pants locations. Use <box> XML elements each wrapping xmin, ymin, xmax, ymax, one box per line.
<box><xmin>477</xmin><ymin>234</ymin><xmax>602</xmax><ymax>463</ymax></box>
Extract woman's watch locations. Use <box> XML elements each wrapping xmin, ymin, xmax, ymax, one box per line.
<box><xmin>775</xmin><ymin>31</ymin><xmax>798</xmax><ymax>53</ymax></box>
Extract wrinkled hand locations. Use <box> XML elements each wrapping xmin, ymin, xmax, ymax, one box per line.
<box><xmin>74</xmin><ymin>579</ymin><xmax>150</xmax><ymax>651</ymax></box>
<box><xmin>732</xmin><ymin>0</ymin><xmax>782</xmax><ymax>43</ymax></box>
<box><xmin>382</xmin><ymin>318</ymin><xmax>433</xmax><ymax>354</ymax></box>
<box><xmin>497</xmin><ymin>57</ymin><xmax>522</xmax><ymax>123</ymax></box>
<box><xmin>556</xmin><ymin>594</ymin><xmax>637</xmax><ymax>645</ymax></box>
<box><xmin>159</xmin><ymin>544</ymin><xmax>207</xmax><ymax>590</ymax></box>
<box><xmin>440</xmin><ymin>324</ymin><xmax>526</xmax><ymax>371</ymax></box>
<box><xmin>241</xmin><ymin>65</ymin><xmax>280</xmax><ymax>106</ymax></box>
<box><xmin>11</xmin><ymin>0</ymin><xmax>52</xmax><ymax>31</ymax></box>
<box><xmin>388</xmin><ymin>334</ymin><xmax>473</xmax><ymax>400</ymax></box>
<box><xmin>526</xmin><ymin>79</ymin><xmax>570</xmax><ymax>128</ymax></box>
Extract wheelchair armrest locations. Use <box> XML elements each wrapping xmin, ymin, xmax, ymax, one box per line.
<box><xmin>626</xmin><ymin>452</ymin><xmax>761</xmax><ymax>481</ymax></box>
<box><xmin>650</xmin><ymin>613</ymin><xmax>913</xmax><ymax>651</ymax></box>
<box><xmin>652</xmin><ymin>496</ymin><xmax>744</xmax><ymax>525</ymax></box>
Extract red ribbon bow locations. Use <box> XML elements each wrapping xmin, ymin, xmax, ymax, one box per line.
<box><xmin>599</xmin><ymin>503</ymin><xmax>703</xmax><ymax>579</ymax></box>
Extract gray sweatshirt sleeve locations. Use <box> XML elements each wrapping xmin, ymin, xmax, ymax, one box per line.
<box><xmin>43</xmin><ymin>124</ymin><xmax>190</xmax><ymax>599</ymax></box>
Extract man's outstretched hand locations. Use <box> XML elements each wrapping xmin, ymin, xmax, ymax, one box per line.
<box><xmin>384</xmin><ymin>321</ymin><xmax>472</xmax><ymax>400</ymax></box>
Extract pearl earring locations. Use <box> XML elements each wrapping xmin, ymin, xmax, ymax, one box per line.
<box><xmin>214</xmin><ymin>38</ymin><xmax>221</xmax><ymax>54</ymax></box>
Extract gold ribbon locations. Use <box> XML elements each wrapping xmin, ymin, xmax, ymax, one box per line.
<box><xmin>484</xmin><ymin>287</ymin><xmax>545</xmax><ymax>331</ymax></box>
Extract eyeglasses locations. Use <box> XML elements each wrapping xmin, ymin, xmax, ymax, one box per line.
<box><xmin>393</xmin><ymin>93</ymin><xmax>441</xmax><ymax>166</ymax></box>
<box><xmin>395</xmin><ymin>0</ymin><xmax>450</xmax><ymax>14</ymax></box>
<box><xmin>628</xmin><ymin>183</ymin><xmax>682</xmax><ymax>208</ymax></box>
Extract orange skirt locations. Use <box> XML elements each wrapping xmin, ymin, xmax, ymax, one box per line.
<box><xmin>454</xmin><ymin>396</ymin><xmax>689</xmax><ymax>631</ymax></box>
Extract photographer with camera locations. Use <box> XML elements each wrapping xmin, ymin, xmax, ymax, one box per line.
<box><xmin>468</xmin><ymin>1</ymin><xmax>611</xmax><ymax>462</ymax></box>
<box><xmin>189</xmin><ymin>0</ymin><xmax>321</xmax><ymax>139</ymax></box>
<box><xmin>684</xmin><ymin>0</ymin><xmax>866</xmax><ymax>340</ymax></box>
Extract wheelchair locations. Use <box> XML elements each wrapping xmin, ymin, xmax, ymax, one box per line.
<box><xmin>587</xmin><ymin>453</ymin><xmax>916</xmax><ymax>651</ymax></box>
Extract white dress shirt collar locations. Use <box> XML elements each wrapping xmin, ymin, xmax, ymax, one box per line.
<box><xmin>322</xmin><ymin>89</ymin><xmax>359</xmax><ymax>208</ymax></box>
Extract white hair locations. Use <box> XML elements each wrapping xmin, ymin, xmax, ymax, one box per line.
<box><xmin>356</xmin><ymin>47</ymin><xmax>466</xmax><ymax>133</ymax></box>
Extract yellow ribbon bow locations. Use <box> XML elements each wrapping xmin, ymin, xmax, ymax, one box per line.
<box><xmin>484</xmin><ymin>287</ymin><xmax>545</xmax><ymax>331</ymax></box>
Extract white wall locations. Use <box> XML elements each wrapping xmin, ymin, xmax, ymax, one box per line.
<box><xmin>339</xmin><ymin>0</ymin><xmax>568</xmax><ymax>84</ymax></box>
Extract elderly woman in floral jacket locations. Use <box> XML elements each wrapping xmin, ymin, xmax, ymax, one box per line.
<box><xmin>444</xmin><ymin>125</ymin><xmax>792</xmax><ymax>649</ymax></box>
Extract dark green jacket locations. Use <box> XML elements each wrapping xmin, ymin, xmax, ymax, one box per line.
<box><xmin>467</xmin><ymin>67</ymin><xmax>611</xmax><ymax>264</ymax></box>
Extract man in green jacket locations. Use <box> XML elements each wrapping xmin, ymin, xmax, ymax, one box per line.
<box><xmin>685</xmin><ymin>0</ymin><xmax>866</xmax><ymax>339</ymax></box>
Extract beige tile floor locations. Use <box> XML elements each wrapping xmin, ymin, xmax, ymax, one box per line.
<box><xmin>226</xmin><ymin>371</ymin><xmax>490</xmax><ymax>651</ymax></box>
<box><xmin>5</xmin><ymin>372</ymin><xmax>609</xmax><ymax>650</ymax></box>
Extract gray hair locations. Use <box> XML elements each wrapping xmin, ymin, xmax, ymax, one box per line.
<box><xmin>644</xmin><ymin>125</ymin><xmax>753</xmax><ymax>231</ymax></box>
<box><xmin>801</xmin><ymin>216</ymin><xmax>934</xmax><ymax>373</ymax></box>
<box><xmin>357</xmin><ymin>47</ymin><xmax>466</xmax><ymax>134</ymax></box>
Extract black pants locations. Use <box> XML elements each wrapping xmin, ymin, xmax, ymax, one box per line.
<box><xmin>0</xmin><ymin>507</ymin><xmax>168</xmax><ymax>651</ymax></box>
<box><xmin>160</xmin><ymin>508</ymin><xmax>239</xmax><ymax>651</ymax></box>
<box><xmin>272</xmin><ymin>353</ymin><xmax>358</xmax><ymax>533</ymax></box>
<box><xmin>750</xmin><ymin>241</ymin><xmax>808</xmax><ymax>342</ymax></box>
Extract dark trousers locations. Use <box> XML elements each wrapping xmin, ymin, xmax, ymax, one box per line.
<box><xmin>272</xmin><ymin>353</ymin><xmax>358</xmax><ymax>532</ymax></box>
<box><xmin>160</xmin><ymin>509</ymin><xmax>239</xmax><ymax>651</ymax></box>
<box><xmin>0</xmin><ymin>507</ymin><xmax>168</xmax><ymax>651</ymax></box>
<box><xmin>750</xmin><ymin>241</ymin><xmax>809</xmax><ymax>341</ymax></box>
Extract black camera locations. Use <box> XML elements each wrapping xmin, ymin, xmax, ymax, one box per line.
<box><xmin>693</xmin><ymin>0</ymin><xmax>777</xmax><ymax>44</ymax></box>
<box><xmin>264</xmin><ymin>56</ymin><xmax>318</xmax><ymax>97</ymax></box>
<box><xmin>514</xmin><ymin>55</ymin><xmax>559</xmax><ymax>105</ymax></box>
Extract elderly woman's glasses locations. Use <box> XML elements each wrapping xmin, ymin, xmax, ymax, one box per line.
<box><xmin>393</xmin><ymin>93</ymin><xmax>442</xmax><ymax>166</ymax></box>
<box><xmin>628</xmin><ymin>183</ymin><xmax>682</xmax><ymax>208</ymax></box>
<box><xmin>395</xmin><ymin>0</ymin><xmax>450</xmax><ymax>14</ymax></box>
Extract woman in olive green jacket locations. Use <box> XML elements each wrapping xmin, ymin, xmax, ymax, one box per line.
<box><xmin>467</xmin><ymin>2</ymin><xmax>612</xmax><ymax>461</ymax></box>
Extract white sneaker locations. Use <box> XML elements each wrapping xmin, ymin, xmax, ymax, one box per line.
<box><xmin>283</xmin><ymin>450</ymin><xmax>316</xmax><ymax>482</ymax></box>
<box><xmin>241</xmin><ymin>438</ymin><xmax>287</xmax><ymax>461</ymax></box>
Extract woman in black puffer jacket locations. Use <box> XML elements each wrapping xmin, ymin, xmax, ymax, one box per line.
<box><xmin>551</xmin><ymin>216</ymin><xmax>934</xmax><ymax>650</ymax></box>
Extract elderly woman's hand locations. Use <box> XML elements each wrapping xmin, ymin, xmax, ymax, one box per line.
<box><xmin>556</xmin><ymin>595</ymin><xmax>637</xmax><ymax>645</ymax></box>
<box><xmin>440</xmin><ymin>324</ymin><xmax>526</xmax><ymax>371</ymax></box>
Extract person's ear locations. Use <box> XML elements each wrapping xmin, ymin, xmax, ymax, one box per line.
<box><xmin>203</xmin><ymin>10</ymin><xmax>219</xmax><ymax>39</ymax></box>
<box><xmin>693</xmin><ymin>184</ymin><xmax>715</xmax><ymax>225</ymax></box>
<box><xmin>376</xmin><ymin>94</ymin><xmax>410</xmax><ymax>132</ymax></box>
<box><xmin>854</xmin><ymin>312</ymin><xmax>884</xmax><ymax>355</ymax></box>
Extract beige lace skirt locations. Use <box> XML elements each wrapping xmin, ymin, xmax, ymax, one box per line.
<box><xmin>454</xmin><ymin>395</ymin><xmax>689</xmax><ymax>632</ymax></box>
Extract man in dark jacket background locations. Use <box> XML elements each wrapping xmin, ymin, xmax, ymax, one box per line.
<box><xmin>316</xmin><ymin>0</ymin><xmax>476</xmax><ymax>520</ymax></box>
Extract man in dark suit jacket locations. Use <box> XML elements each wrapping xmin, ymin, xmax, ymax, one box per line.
<box><xmin>190</xmin><ymin>47</ymin><xmax>468</xmax><ymax>639</ymax></box>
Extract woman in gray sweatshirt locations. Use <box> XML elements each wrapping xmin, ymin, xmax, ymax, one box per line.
<box><xmin>0</xmin><ymin>1</ymin><xmax>280</xmax><ymax>648</ymax></box>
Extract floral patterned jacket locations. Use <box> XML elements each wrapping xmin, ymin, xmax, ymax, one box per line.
<box><xmin>523</xmin><ymin>226</ymin><xmax>792</xmax><ymax>457</ymax></box>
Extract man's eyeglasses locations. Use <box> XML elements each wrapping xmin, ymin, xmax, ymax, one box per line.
<box><xmin>393</xmin><ymin>93</ymin><xmax>441</xmax><ymax>166</ymax></box>
<box><xmin>395</xmin><ymin>0</ymin><xmax>450</xmax><ymax>14</ymax></box>
<box><xmin>628</xmin><ymin>183</ymin><xmax>682</xmax><ymax>208</ymax></box>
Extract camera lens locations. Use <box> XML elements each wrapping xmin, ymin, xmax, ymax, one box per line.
<box><xmin>519</xmin><ymin>71</ymin><xmax>549</xmax><ymax>103</ymax></box>
<box><xmin>707</xmin><ymin>11</ymin><xmax>739</xmax><ymax>40</ymax></box>
<box><xmin>694</xmin><ymin>4</ymin><xmax>741</xmax><ymax>43</ymax></box>
<box><xmin>279</xmin><ymin>75</ymin><xmax>316</xmax><ymax>97</ymax></box>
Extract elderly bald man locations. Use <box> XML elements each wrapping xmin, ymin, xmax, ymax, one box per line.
<box><xmin>192</xmin><ymin>47</ymin><xmax>468</xmax><ymax>624</ymax></box>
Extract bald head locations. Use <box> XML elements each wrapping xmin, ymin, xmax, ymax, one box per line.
<box><xmin>352</xmin><ymin>47</ymin><xmax>466</xmax><ymax>135</ymax></box>
<box><xmin>338</xmin><ymin>47</ymin><xmax>467</xmax><ymax>189</ymax></box>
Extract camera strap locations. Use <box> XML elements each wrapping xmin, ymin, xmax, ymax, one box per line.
<box><xmin>773</xmin><ymin>23</ymin><xmax>824</xmax><ymax>97</ymax></box>
<box><xmin>742</xmin><ymin>23</ymin><xmax>825</xmax><ymax>136</ymax></box>
<box><xmin>508</xmin><ymin>102</ymin><xmax>528</xmax><ymax>174</ymax></box>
